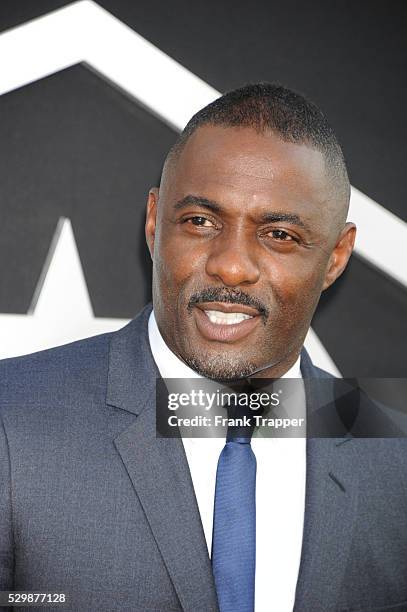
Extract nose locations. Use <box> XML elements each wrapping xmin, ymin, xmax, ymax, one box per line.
<box><xmin>205</xmin><ymin>233</ymin><xmax>260</xmax><ymax>287</ymax></box>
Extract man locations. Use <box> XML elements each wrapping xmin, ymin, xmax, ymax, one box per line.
<box><xmin>0</xmin><ymin>83</ymin><xmax>406</xmax><ymax>612</ymax></box>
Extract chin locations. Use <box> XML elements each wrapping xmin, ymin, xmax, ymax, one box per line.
<box><xmin>182</xmin><ymin>353</ymin><xmax>259</xmax><ymax>381</ymax></box>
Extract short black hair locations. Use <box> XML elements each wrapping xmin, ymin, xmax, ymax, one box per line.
<box><xmin>165</xmin><ymin>82</ymin><xmax>350</xmax><ymax>209</ymax></box>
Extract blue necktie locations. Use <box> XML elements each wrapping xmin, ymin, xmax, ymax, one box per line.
<box><xmin>211</xmin><ymin>406</ymin><xmax>256</xmax><ymax>612</ymax></box>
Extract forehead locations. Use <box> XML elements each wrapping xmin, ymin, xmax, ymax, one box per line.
<box><xmin>167</xmin><ymin>125</ymin><xmax>331</xmax><ymax>219</ymax></box>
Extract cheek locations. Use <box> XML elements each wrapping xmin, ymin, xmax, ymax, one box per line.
<box><xmin>153</xmin><ymin>232</ymin><xmax>206</xmax><ymax>299</ymax></box>
<box><xmin>265</xmin><ymin>256</ymin><xmax>326</xmax><ymax>312</ymax></box>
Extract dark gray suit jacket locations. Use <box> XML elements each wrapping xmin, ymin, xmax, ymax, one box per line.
<box><xmin>1</xmin><ymin>304</ymin><xmax>407</xmax><ymax>611</ymax></box>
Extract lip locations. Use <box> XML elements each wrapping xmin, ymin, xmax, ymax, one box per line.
<box><xmin>193</xmin><ymin>304</ymin><xmax>261</xmax><ymax>343</ymax></box>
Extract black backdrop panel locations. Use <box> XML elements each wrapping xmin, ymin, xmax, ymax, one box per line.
<box><xmin>1</xmin><ymin>64</ymin><xmax>176</xmax><ymax>317</ymax></box>
<box><xmin>312</xmin><ymin>258</ymin><xmax>407</xmax><ymax>377</ymax></box>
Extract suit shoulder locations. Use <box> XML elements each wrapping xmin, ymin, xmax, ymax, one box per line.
<box><xmin>0</xmin><ymin>331</ymin><xmax>114</xmax><ymax>409</ymax></box>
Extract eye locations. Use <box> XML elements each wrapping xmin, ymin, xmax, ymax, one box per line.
<box><xmin>185</xmin><ymin>216</ymin><xmax>215</xmax><ymax>227</ymax></box>
<box><xmin>268</xmin><ymin>229</ymin><xmax>295</xmax><ymax>241</ymax></box>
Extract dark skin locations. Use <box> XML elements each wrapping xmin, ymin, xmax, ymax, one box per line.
<box><xmin>145</xmin><ymin>125</ymin><xmax>356</xmax><ymax>380</ymax></box>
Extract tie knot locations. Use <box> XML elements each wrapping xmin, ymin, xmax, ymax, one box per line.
<box><xmin>225</xmin><ymin>393</ymin><xmax>259</xmax><ymax>442</ymax></box>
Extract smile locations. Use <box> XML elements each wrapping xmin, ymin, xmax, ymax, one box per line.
<box><xmin>193</xmin><ymin>303</ymin><xmax>261</xmax><ymax>343</ymax></box>
<box><xmin>204</xmin><ymin>310</ymin><xmax>253</xmax><ymax>325</ymax></box>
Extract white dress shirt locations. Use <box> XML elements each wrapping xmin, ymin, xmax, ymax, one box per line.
<box><xmin>148</xmin><ymin>310</ymin><xmax>306</xmax><ymax>612</ymax></box>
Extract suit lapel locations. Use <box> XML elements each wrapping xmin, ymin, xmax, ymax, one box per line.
<box><xmin>294</xmin><ymin>351</ymin><xmax>360</xmax><ymax>611</ymax></box>
<box><xmin>107</xmin><ymin>304</ymin><xmax>218</xmax><ymax>612</ymax></box>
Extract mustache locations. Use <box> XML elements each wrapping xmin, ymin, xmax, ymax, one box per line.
<box><xmin>188</xmin><ymin>287</ymin><xmax>269</xmax><ymax>320</ymax></box>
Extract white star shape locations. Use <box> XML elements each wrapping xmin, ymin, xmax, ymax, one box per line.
<box><xmin>0</xmin><ymin>217</ymin><xmax>128</xmax><ymax>359</ymax></box>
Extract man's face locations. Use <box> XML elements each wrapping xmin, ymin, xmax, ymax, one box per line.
<box><xmin>146</xmin><ymin>125</ymin><xmax>355</xmax><ymax>380</ymax></box>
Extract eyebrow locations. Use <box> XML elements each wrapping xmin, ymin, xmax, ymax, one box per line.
<box><xmin>174</xmin><ymin>194</ymin><xmax>309</xmax><ymax>229</ymax></box>
<box><xmin>259</xmin><ymin>211</ymin><xmax>308</xmax><ymax>229</ymax></box>
<box><xmin>174</xmin><ymin>195</ymin><xmax>222</xmax><ymax>213</ymax></box>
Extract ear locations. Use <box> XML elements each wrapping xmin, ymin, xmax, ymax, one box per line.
<box><xmin>145</xmin><ymin>187</ymin><xmax>159</xmax><ymax>260</ymax></box>
<box><xmin>322</xmin><ymin>222</ymin><xmax>356</xmax><ymax>290</ymax></box>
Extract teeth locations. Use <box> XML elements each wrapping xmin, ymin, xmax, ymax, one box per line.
<box><xmin>204</xmin><ymin>310</ymin><xmax>253</xmax><ymax>325</ymax></box>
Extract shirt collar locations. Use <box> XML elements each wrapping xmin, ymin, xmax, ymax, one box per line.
<box><xmin>148</xmin><ymin>310</ymin><xmax>302</xmax><ymax>380</ymax></box>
